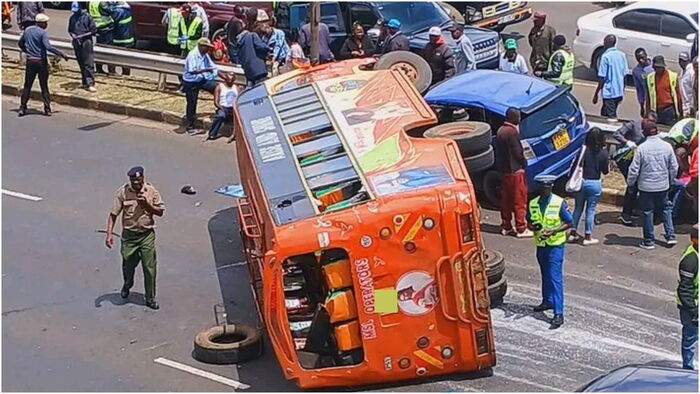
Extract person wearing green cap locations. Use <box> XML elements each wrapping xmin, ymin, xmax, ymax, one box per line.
<box><xmin>499</xmin><ymin>38</ymin><xmax>528</xmax><ymax>75</ymax></box>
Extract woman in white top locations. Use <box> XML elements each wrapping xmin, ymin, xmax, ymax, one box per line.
<box><xmin>206</xmin><ymin>72</ymin><xmax>239</xmax><ymax>141</ymax></box>
<box><xmin>499</xmin><ymin>38</ymin><xmax>529</xmax><ymax>75</ymax></box>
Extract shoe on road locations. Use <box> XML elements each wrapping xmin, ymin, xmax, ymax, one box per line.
<box><xmin>549</xmin><ymin>314</ymin><xmax>564</xmax><ymax>330</ymax></box>
<box><xmin>567</xmin><ymin>233</ymin><xmax>581</xmax><ymax>243</ymax></box>
<box><xmin>501</xmin><ymin>229</ymin><xmax>516</xmax><ymax>237</ymax></box>
<box><xmin>17</xmin><ymin>107</ymin><xmax>26</xmax><ymax>117</ymax></box>
<box><xmin>120</xmin><ymin>287</ymin><xmax>129</xmax><ymax>299</ymax></box>
<box><xmin>665</xmin><ymin>236</ymin><xmax>677</xmax><ymax>246</ymax></box>
<box><xmin>619</xmin><ymin>215</ymin><xmax>633</xmax><ymax>226</ymax></box>
<box><xmin>582</xmin><ymin>238</ymin><xmax>599</xmax><ymax>246</ymax></box>
<box><xmin>146</xmin><ymin>300</ymin><xmax>159</xmax><ymax>310</ymax></box>
<box><xmin>87</xmin><ymin>86</ymin><xmax>97</xmax><ymax>93</ymax></box>
<box><xmin>639</xmin><ymin>241</ymin><xmax>655</xmax><ymax>250</ymax></box>
<box><xmin>516</xmin><ymin>229</ymin><xmax>534</xmax><ymax>238</ymax></box>
<box><xmin>533</xmin><ymin>302</ymin><xmax>553</xmax><ymax>312</ymax></box>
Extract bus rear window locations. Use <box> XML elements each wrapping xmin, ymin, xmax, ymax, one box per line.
<box><xmin>519</xmin><ymin>94</ymin><xmax>578</xmax><ymax>139</ymax></box>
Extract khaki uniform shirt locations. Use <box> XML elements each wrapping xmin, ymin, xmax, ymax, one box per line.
<box><xmin>110</xmin><ymin>182</ymin><xmax>164</xmax><ymax>232</ymax></box>
<box><xmin>528</xmin><ymin>24</ymin><xmax>556</xmax><ymax>70</ymax></box>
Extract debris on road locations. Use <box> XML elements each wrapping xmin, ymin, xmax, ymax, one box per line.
<box><xmin>215</xmin><ymin>184</ymin><xmax>245</xmax><ymax>198</ymax></box>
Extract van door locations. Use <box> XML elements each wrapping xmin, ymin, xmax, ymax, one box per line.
<box><xmin>131</xmin><ymin>2</ymin><xmax>169</xmax><ymax>41</ymax></box>
<box><xmin>611</xmin><ymin>8</ymin><xmax>662</xmax><ymax>68</ymax></box>
<box><xmin>289</xmin><ymin>2</ymin><xmax>348</xmax><ymax>56</ymax></box>
<box><xmin>658</xmin><ymin>11</ymin><xmax>697</xmax><ymax>71</ymax></box>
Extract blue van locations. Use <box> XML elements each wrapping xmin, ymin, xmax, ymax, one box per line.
<box><xmin>281</xmin><ymin>1</ymin><xmax>500</xmax><ymax>69</ymax></box>
<box><xmin>424</xmin><ymin>70</ymin><xmax>589</xmax><ymax>205</ymax></box>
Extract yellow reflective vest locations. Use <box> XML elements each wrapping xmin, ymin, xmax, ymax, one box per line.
<box><xmin>646</xmin><ymin>70</ymin><xmax>679</xmax><ymax>112</ymax></box>
<box><xmin>528</xmin><ymin>194</ymin><xmax>567</xmax><ymax>247</ymax></box>
<box><xmin>179</xmin><ymin>16</ymin><xmax>203</xmax><ymax>51</ymax></box>
<box><xmin>676</xmin><ymin>245</ymin><xmax>698</xmax><ymax>307</ymax></box>
<box><xmin>547</xmin><ymin>49</ymin><xmax>574</xmax><ymax>86</ymax></box>
<box><xmin>88</xmin><ymin>1</ymin><xmax>113</xmax><ymax>30</ymax></box>
<box><xmin>166</xmin><ymin>8</ymin><xmax>182</xmax><ymax>46</ymax></box>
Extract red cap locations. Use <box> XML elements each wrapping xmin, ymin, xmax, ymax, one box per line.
<box><xmin>533</xmin><ymin>11</ymin><xmax>546</xmax><ymax>21</ymax></box>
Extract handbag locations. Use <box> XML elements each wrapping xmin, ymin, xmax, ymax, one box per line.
<box><xmin>565</xmin><ymin>145</ymin><xmax>587</xmax><ymax>193</ymax></box>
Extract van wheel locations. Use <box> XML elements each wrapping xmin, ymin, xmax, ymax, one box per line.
<box><xmin>591</xmin><ymin>47</ymin><xmax>604</xmax><ymax>74</ymax></box>
<box><xmin>488</xmin><ymin>276</ymin><xmax>507</xmax><ymax>306</ymax></box>
<box><xmin>193</xmin><ymin>324</ymin><xmax>263</xmax><ymax>364</ymax></box>
<box><xmin>375</xmin><ymin>51</ymin><xmax>433</xmax><ymax>94</ymax></box>
<box><xmin>481</xmin><ymin>169</ymin><xmax>503</xmax><ymax>209</ymax></box>
<box><xmin>484</xmin><ymin>250</ymin><xmax>505</xmax><ymax>285</ymax></box>
<box><xmin>463</xmin><ymin>145</ymin><xmax>494</xmax><ymax>175</ymax></box>
<box><xmin>423</xmin><ymin>121</ymin><xmax>492</xmax><ymax>157</ymax></box>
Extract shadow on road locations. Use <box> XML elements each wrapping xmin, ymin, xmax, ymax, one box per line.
<box><xmin>206</xmin><ymin>206</ymin><xmax>296</xmax><ymax>392</ymax></box>
<box><xmin>494</xmin><ymin>300</ymin><xmax>552</xmax><ymax>325</ymax></box>
<box><xmin>603</xmin><ymin>233</ymin><xmax>641</xmax><ymax>247</ymax></box>
<box><xmin>94</xmin><ymin>291</ymin><xmax>146</xmax><ymax>307</ymax></box>
<box><xmin>78</xmin><ymin>121</ymin><xmax>120</xmax><ymax>132</ymax></box>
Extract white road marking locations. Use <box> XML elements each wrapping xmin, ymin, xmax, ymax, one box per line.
<box><xmin>493</xmin><ymin>372</ymin><xmax>565</xmax><ymax>392</ymax></box>
<box><xmin>217</xmin><ymin>261</ymin><xmax>247</xmax><ymax>270</ymax></box>
<box><xmin>153</xmin><ymin>357</ymin><xmax>250</xmax><ymax>390</ymax></box>
<box><xmin>1</xmin><ymin>189</ymin><xmax>43</xmax><ymax>202</ymax></box>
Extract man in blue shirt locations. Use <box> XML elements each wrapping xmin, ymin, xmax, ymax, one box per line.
<box><xmin>632</xmin><ymin>48</ymin><xmax>653</xmax><ymax>118</ymax></box>
<box><xmin>18</xmin><ymin>13</ymin><xmax>68</xmax><ymax>117</ymax></box>
<box><xmin>182</xmin><ymin>38</ymin><xmax>218</xmax><ymax>134</ymax></box>
<box><xmin>593</xmin><ymin>35</ymin><xmax>629</xmax><ymax>119</ymax></box>
<box><xmin>264</xmin><ymin>16</ymin><xmax>289</xmax><ymax>76</ymax></box>
<box><xmin>526</xmin><ymin>175</ymin><xmax>573</xmax><ymax>330</ymax></box>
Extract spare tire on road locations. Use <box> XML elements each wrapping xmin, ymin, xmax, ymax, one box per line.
<box><xmin>484</xmin><ymin>250</ymin><xmax>505</xmax><ymax>285</ymax></box>
<box><xmin>423</xmin><ymin>121</ymin><xmax>492</xmax><ymax>157</ymax></box>
<box><xmin>488</xmin><ymin>276</ymin><xmax>507</xmax><ymax>306</ymax></box>
<box><xmin>375</xmin><ymin>51</ymin><xmax>433</xmax><ymax>94</ymax></box>
<box><xmin>193</xmin><ymin>324</ymin><xmax>263</xmax><ymax>364</ymax></box>
<box><xmin>463</xmin><ymin>145</ymin><xmax>495</xmax><ymax>175</ymax></box>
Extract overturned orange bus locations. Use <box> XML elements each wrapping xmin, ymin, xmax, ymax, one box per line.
<box><xmin>233</xmin><ymin>58</ymin><xmax>496</xmax><ymax>389</ymax></box>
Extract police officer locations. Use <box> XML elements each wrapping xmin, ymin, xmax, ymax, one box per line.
<box><xmin>535</xmin><ymin>35</ymin><xmax>574</xmax><ymax>86</ymax></box>
<box><xmin>106</xmin><ymin>166</ymin><xmax>165</xmax><ymax>310</ymax></box>
<box><xmin>527</xmin><ymin>175</ymin><xmax>573</xmax><ymax>329</ymax></box>
<box><xmin>88</xmin><ymin>0</ymin><xmax>115</xmax><ymax>74</ymax></box>
<box><xmin>109</xmin><ymin>1</ymin><xmax>134</xmax><ymax>75</ymax></box>
<box><xmin>161</xmin><ymin>4</ymin><xmax>183</xmax><ymax>54</ymax></box>
<box><xmin>677</xmin><ymin>224</ymin><xmax>698</xmax><ymax>370</ymax></box>
<box><xmin>178</xmin><ymin>4</ymin><xmax>204</xmax><ymax>57</ymax></box>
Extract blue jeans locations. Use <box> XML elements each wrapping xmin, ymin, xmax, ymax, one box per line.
<box><xmin>536</xmin><ymin>245</ymin><xmax>565</xmax><ymax>315</ymax></box>
<box><xmin>680</xmin><ymin>308</ymin><xmax>698</xmax><ymax>370</ymax></box>
<box><xmin>639</xmin><ymin>190</ymin><xmax>675</xmax><ymax>244</ymax></box>
<box><xmin>572</xmin><ymin>179</ymin><xmax>602</xmax><ymax>236</ymax></box>
<box><xmin>670</xmin><ymin>180</ymin><xmax>687</xmax><ymax>220</ymax></box>
<box><xmin>208</xmin><ymin>107</ymin><xmax>233</xmax><ymax>138</ymax></box>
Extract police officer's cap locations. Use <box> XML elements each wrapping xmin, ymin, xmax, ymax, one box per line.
<box><xmin>127</xmin><ymin>166</ymin><xmax>144</xmax><ymax>178</ymax></box>
<box><xmin>534</xmin><ymin>174</ymin><xmax>556</xmax><ymax>186</ymax></box>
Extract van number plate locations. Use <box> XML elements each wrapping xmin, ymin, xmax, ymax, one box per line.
<box><xmin>552</xmin><ymin>129</ymin><xmax>570</xmax><ymax>151</ymax></box>
<box><xmin>500</xmin><ymin>14</ymin><xmax>515</xmax><ymax>24</ymax></box>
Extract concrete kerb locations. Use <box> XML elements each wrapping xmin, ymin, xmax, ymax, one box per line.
<box><xmin>2</xmin><ymin>82</ymin><xmax>214</xmax><ymax>130</ymax></box>
<box><xmin>3</xmin><ymin>82</ymin><xmax>627</xmax><ymax>206</ymax></box>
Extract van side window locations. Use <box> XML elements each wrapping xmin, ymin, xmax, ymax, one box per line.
<box><xmin>321</xmin><ymin>3</ymin><xmax>345</xmax><ymax>34</ymax></box>
<box><xmin>350</xmin><ymin>4</ymin><xmax>378</xmax><ymax>32</ymax></box>
<box><xmin>612</xmin><ymin>9</ymin><xmax>660</xmax><ymax>35</ymax></box>
<box><xmin>660</xmin><ymin>12</ymin><xmax>695</xmax><ymax>40</ymax></box>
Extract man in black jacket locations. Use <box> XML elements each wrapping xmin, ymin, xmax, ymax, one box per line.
<box><xmin>379</xmin><ymin>18</ymin><xmax>409</xmax><ymax>55</ymax></box>
<box><xmin>68</xmin><ymin>2</ymin><xmax>97</xmax><ymax>92</ymax></box>
<box><xmin>677</xmin><ymin>225</ymin><xmax>698</xmax><ymax>370</ymax></box>
<box><xmin>422</xmin><ymin>26</ymin><xmax>454</xmax><ymax>84</ymax></box>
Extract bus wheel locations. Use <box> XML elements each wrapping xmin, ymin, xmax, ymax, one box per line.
<box><xmin>484</xmin><ymin>250</ymin><xmax>505</xmax><ymax>285</ymax></box>
<box><xmin>193</xmin><ymin>324</ymin><xmax>263</xmax><ymax>364</ymax></box>
<box><xmin>375</xmin><ymin>51</ymin><xmax>433</xmax><ymax>94</ymax></box>
<box><xmin>488</xmin><ymin>276</ymin><xmax>507</xmax><ymax>306</ymax></box>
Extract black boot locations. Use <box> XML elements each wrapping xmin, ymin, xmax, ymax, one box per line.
<box><xmin>533</xmin><ymin>302</ymin><xmax>553</xmax><ymax>312</ymax></box>
<box><xmin>18</xmin><ymin>107</ymin><xmax>26</xmax><ymax>117</ymax></box>
<box><xmin>120</xmin><ymin>287</ymin><xmax>129</xmax><ymax>299</ymax></box>
<box><xmin>146</xmin><ymin>299</ymin><xmax>159</xmax><ymax>310</ymax></box>
<box><xmin>549</xmin><ymin>314</ymin><xmax>564</xmax><ymax>330</ymax></box>
<box><xmin>43</xmin><ymin>106</ymin><xmax>52</xmax><ymax>117</ymax></box>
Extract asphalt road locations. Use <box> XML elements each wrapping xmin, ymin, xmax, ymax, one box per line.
<box><xmin>7</xmin><ymin>2</ymin><xmax>647</xmax><ymax>120</ymax></box>
<box><xmin>2</xmin><ymin>97</ymin><xmax>694</xmax><ymax>391</ymax></box>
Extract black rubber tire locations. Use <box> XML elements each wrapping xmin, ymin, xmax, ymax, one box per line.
<box><xmin>488</xmin><ymin>276</ymin><xmax>507</xmax><ymax>306</ymax></box>
<box><xmin>423</xmin><ymin>121</ymin><xmax>492</xmax><ymax>157</ymax></box>
<box><xmin>193</xmin><ymin>324</ymin><xmax>263</xmax><ymax>364</ymax></box>
<box><xmin>481</xmin><ymin>169</ymin><xmax>503</xmax><ymax>209</ymax></box>
<box><xmin>591</xmin><ymin>46</ymin><xmax>604</xmax><ymax>74</ymax></box>
<box><xmin>463</xmin><ymin>145</ymin><xmax>495</xmax><ymax>175</ymax></box>
<box><xmin>484</xmin><ymin>250</ymin><xmax>505</xmax><ymax>285</ymax></box>
<box><xmin>375</xmin><ymin>51</ymin><xmax>433</xmax><ymax>94</ymax></box>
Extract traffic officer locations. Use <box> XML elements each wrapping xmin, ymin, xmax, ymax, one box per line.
<box><xmin>178</xmin><ymin>4</ymin><xmax>204</xmax><ymax>57</ymax></box>
<box><xmin>109</xmin><ymin>1</ymin><xmax>134</xmax><ymax>75</ymax></box>
<box><xmin>527</xmin><ymin>174</ymin><xmax>573</xmax><ymax>329</ymax></box>
<box><xmin>105</xmin><ymin>166</ymin><xmax>165</xmax><ymax>310</ymax></box>
<box><xmin>88</xmin><ymin>0</ymin><xmax>115</xmax><ymax>74</ymax></box>
<box><xmin>677</xmin><ymin>224</ymin><xmax>698</xmax><ymax>370</ymax></box>
<box><xmin>535</xmin><ymin>34</ymin><xmax>574</xmax><ymax>86</ymax></box>
<box><xmin>161</xmin><ymin>4</ymin><xmax>183</xmax><ymax>54</ymax></box>
<box><xmin>645</xmin><ymin>55</ymin><xmax>683</xmax><ymax>126</ymax></box>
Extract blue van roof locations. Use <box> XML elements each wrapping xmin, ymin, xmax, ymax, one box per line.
<box><xmin>424</xmin><ymin>70</ymin><xmax>559</xmax><ymax>116</ymax></box>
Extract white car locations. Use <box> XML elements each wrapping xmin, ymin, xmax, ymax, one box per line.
<box><xmin>573</xmin><ymin>2</ymin><xmax>698</xmax><ymax>73</ymax></box>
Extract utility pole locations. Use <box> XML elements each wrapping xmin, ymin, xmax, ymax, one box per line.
<box><xmin>309</xmin><ymin>2</ymin><xmax>320</xmax><ymax>65</ymax></box>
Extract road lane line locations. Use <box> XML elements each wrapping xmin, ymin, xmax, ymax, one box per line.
<box><xmin>493</xmin><ymin>372</ymin><xmax>564</xmax><ymax>392</ymax></box>
<box><xmin>1</xmin><ymin>189</ymin><xmax>43</xmax><ymax>202</ymax></box>
<box><xmin>217</xmin><ymin>261</ymin><xmax>247</xmax><ymax>270</ymax></box>
<box><xmin>153</xmin><ymin>357</ymin><xmax>250</xmax><ymax>390</ymax></box>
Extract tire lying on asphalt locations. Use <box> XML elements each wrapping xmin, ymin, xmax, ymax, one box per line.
<box><xmin>484</xmin><ymin>250</ymin><xmax>505</xmax><ymax>285</ymax></box>
<box><xmin>375</xmin><ymin>51</ymin><xmax>433</xmax><ymax>94</ymax></box>
<box><xmin>488</xmin><ymin>276</ymin><xmax>507</xmax><ymax>307</ymax></box>
<box><xmin>481</xmin><ymin>169</ymin><xmax>503</xmax><ymax>209</ymax></box>
<box><xmin>193</xmin><ymin>324</ymin><xmax>263</xmax><ymax>364</ymax></box>
<box><xmin>423</xmin><ymin>121</ymin><xmax>492</xmax><ymax>157</ymax></box>
<box><xmin>463</xmin><ymin>145</ymin><xmax>495</xmax><ymax>175</ymax></box>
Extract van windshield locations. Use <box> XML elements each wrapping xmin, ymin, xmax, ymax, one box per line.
<box><xmin>375</xmin><ymin>2</ymin><xmax>450</xmax><ymax>34</ymax></box>
<box><xmin>519</xmin><ymin>94</ymin><xmax>578</xmax><ymax>140</ymax></box>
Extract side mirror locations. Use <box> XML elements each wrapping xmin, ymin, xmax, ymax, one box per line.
<box><xmin>367</xmin><ymin>28</ymin><xmax>380</xmax><ymax>40</ymax></box>
<box><xmin>686</xmin><ymin>32</ymin><xmax>696</xmax><ymax>44</ymax></box>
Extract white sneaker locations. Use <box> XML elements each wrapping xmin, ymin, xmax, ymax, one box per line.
<box><xmin>87</xmin><ymin>86</ymin><xmax>97</xmax><ymax>93</ymax></box>
<box><xmin>582</xmin><ymin>238</ymin><xmax>599</xmax><ymax>246</ymax></box>
<box><xmin>501</xmin><ymin>229</ymin><xmax>515</xmax><ymax>237</ymax></box>
<box><xmin>516</xmin><ymin>229</ymin><xmax>534</xmax><ymax>238</ymax></box>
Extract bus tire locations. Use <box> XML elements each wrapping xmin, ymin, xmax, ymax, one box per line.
<box><xmin>484</xmin><ymin>250</ymin><xmax>505</xmax><ymax>285</ymax></box>
<box><xmin>488</xmin><ymin>276</ymin><xmax>507</xmax><ymax>306</ymax></box>
<box><xmin>423</xmin><ymin>121</ymin><xmax>492</xmax><ymax>157</ymax></box>
<box><xmin>375</xmin><ymin>51</ymin><xmax>433</xmax><ymax>94</ymax></box>
<box><xmin>463</xmin><ymin>145</ymin><xmax>494</xmax><ymax>175</ymax></box>
<box><xmin>193</xmin><ymin>324</ymin><xmax>263</xmax><ymax>364</ymax></box>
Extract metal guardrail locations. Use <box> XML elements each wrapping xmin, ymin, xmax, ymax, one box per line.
<box><xmin>1</xmin><ymin>33</ymin><xmax>246</xmax><ymax>89</ymax></box>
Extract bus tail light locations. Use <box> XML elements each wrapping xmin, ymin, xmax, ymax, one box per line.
<box><xmin>521</xmin><ymin>140</ymin><xmax>536</xmax><ymax>160</ymax></box>
<box><xmin>459</xmin><ymin>214</ymin><xmax>474</xmax><ymax>243</ymax></box>
<box><xmin>475</xmin><ymin>329</ymin><xmax>489</xmax><ymax>355</ymax></box>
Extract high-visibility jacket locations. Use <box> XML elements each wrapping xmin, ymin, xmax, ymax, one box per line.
<box><xmin>676</xmin><ymin>245</ymin><xmax>698</xmax><ymax>307</ymax></box>
<box><xmin>668</xmin><ymin>118</ymin><xmax>698</xmax><ymax>146</ymax></box>
<box><xmin>179</xmin><ymin>16</ymin><xmax>203</xmax><ymax>51</ymax></box>
<box><xmin>165</xmin><ymin>8</ymin><xmax>182</xmax><ymax>46</ymax></box>
<box><xmin>112</xmin><ymin>4</ymin><xmax>134</xmax><ymax>47</ymax></box>
<box><xmin>646</xmin><ymin>70</ymin><xmax>679</xmax><ymax>112</ymax></box>
<box><xmin>547</xmin><ymin>49</ymin><xmax>574</xmax><ymax>86</ymax></box>
<box><xmin>528</xmin><ymin>194</ymin><xmax>567</xmax><ymax>247</ymax></box>
<box><xmin>88</xmin><ymin>1</ymin><xmax>113</xmax><ymax>30</ymax></box>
